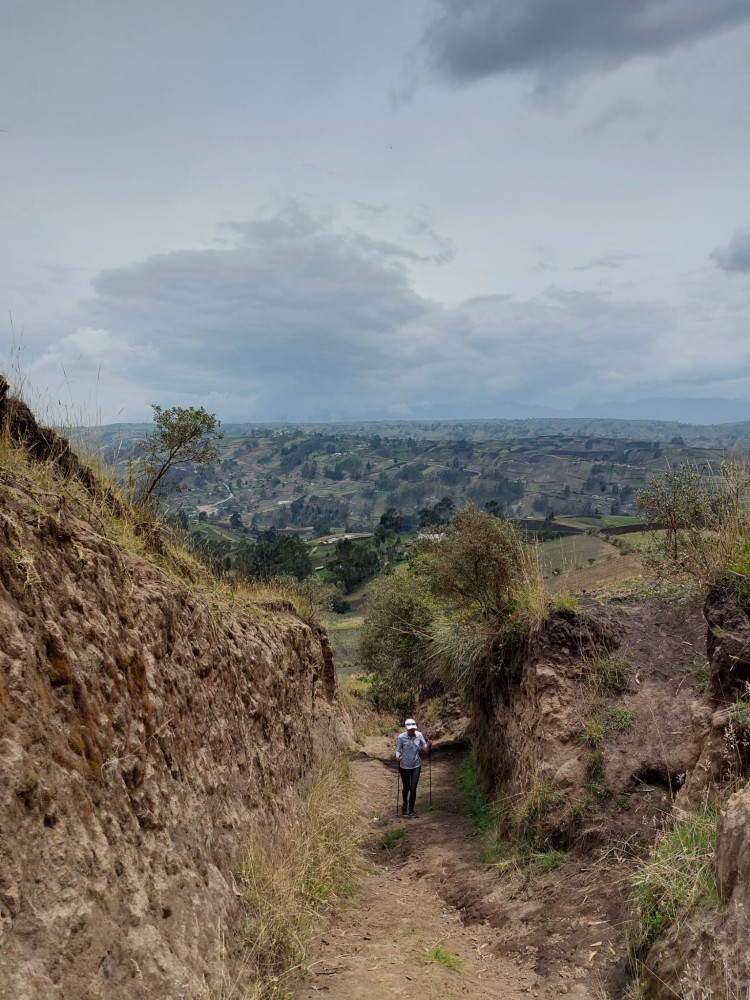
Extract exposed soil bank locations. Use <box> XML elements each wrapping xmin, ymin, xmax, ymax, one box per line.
<box><xmin>0</xmin><ymin>475</ymin><xmax>346</xmax><ymax>999</ymax></box>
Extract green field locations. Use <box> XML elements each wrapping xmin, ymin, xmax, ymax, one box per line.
<box><xmin>540</xmin><ymin>534</ymin><xmax>619</xmax><ymax>578</ymax></box>
<box><xmin>558</xmin><ymin>515</ymin><xmax>644</xmax><ymax>529</ymax></box>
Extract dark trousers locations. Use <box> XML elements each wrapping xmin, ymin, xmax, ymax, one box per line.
<box><xmin>399</xmin><ymin>765</ymin><xmax>421</xmax><ymax>812</ymax></box>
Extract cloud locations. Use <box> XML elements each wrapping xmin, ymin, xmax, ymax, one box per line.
<box><xmin>422</xmin><ymin>0</ymin><xmax>750</xmax><ymax>85</ymax></box>
<box><xmin>31</xmin><ymin>207</ymin><xmax>750</xmax><ymax>422</ymax></box>
<box><xmin>26</xmin><ymin>327</ymin><xmax>160</xmax><ymax>422</ymax></box>
<box><xmin>574</xmin><ymin>253</ymin><xmax>637</xmax><ymax>271</ymax></box>
<box><xmin>581</xmin><ymin>102</ymin><xmax>640</xmax><ymax>136</ymax></box>
<box><xmin>712</xmin><ymin>227</ymin><xmax>750</xmax><ymax>274</ymax></box>
<box><xmin>29</xmin><ymin>327</ymin><xmax>158</xmax><ymax>387</ymax></box>
<box><xmin>72</xmin><ymin>208</ymin><xmax>438</xmax><ymax>419</ymax></box>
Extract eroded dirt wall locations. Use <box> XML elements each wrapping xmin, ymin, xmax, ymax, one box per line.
<box><xmin>474</xmin><ymin>599</ymin><xmax>707</xmax><ymax>837</ymax></box>
<box><xmin>0</xmin><ymin>481</ymin><xmax>345</xmax><ymax>999</ymax></box>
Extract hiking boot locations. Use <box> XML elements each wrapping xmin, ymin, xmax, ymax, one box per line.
<box><xmin>409</xmin><ymin>811</ymin><xmax>418</xmax><ymax>818</ymax></box>
<box><xmin>401</xmin><ymin>805</ymin><xmax>407</xmax><ymax>816</ymax></box>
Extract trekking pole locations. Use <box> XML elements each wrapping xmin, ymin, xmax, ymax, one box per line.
<box><xmin>396</xmin><ymin>763</ymin><xmax>400</xmax><ymax>819</ymax></box>
<box><xmin>429</xmin><ymin>743</ymin><xmax>432</xmax><ymax>809</ymax></box>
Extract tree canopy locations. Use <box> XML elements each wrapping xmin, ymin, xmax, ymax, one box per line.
<box><xmin>234</xmin><ymin>529</ymin><xmax>312</xmax><ymax>583</ymax></box>
<box><xmin>136</xmin><ymin>405</ymin><xmax>222</xmax><ymax>507</ymax></box>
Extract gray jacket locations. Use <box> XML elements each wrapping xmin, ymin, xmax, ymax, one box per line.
<box><xmin>396</xmin><ymin>730</ymin><xmax>428</xmax><ymax>769</ymax></box>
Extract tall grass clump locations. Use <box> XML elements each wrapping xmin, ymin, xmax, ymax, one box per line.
<box><xmin>234</xmin><ymin>756</ymin><xmax>361</xmax><ymax>993</ymax></box>
<box><xmin>425</xmin><ymin>508</ymin><xmax>548</xmax><ymax>696</ymax></box>
<box><xmin>628</xmin><ymin>809</ymin><xmax>719</xmax><ymax>955</ymax></box>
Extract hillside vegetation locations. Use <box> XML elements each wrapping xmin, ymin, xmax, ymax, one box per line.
<box><xmin>7</xmin><ymin>383</ymin><xmax>750</xmax><ymax>998</ymax></box>
<box><xmin>78</xmin><ymin>422</ymin><xmax>745</xmax><ymax>621</ymax></box>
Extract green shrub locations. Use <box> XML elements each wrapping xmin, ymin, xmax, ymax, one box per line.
<box><xmin>534</xmin><ymin>849</ymin><xmax>565</xmax><ymax>873</ymax></box>
<box><xmin>424</xmin><ymin>944</ymin><xmax>463</xmax><ymax>972</ymax></box>
<box><xmin>358</xmin><ymin>569</ymin><xmax>439</xmax><ymax>711</ymax></box>
<box><xmin>380</xmin><ymin>828</ymin><xmax>406</xmax><ymax>850</ymax></box>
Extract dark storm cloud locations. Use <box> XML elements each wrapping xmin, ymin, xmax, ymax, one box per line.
<box><xmin>712</xmin><ymin>228</ymin><xmax>750</xmax><ymax>274</ymax></box>
<box><xmin>423</xmin><ymin>0</ymin><xmax>750</xmax><ymax>83</ymax></box>
<box><xmin>74</xmin><ymin>208</ymin><xmax>437</xmax><ymax>417</ymax></box>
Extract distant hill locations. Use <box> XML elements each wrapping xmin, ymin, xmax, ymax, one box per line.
<box><xmin>210</xmin><ymin>416</ymin><xmax>750</xmax><ymax>446</ymax></box>
<box><xmin>79</xmin><ymin>423</ymin><xmax>749</xmax><ymax>547</ymax></box>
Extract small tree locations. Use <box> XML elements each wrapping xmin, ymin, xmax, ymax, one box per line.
<box><xmin>635</xmin><ymin>465</ymin><xmax>712</xmax><ymax>564</ymax></box>
<box><xmin>135</xmin><ymin>405</ymin><xmax>222</xmax><ymax>507</ymax></box>
<box><xmin>637</xmin><ymin>461</ymin><xmax>750</xmax><ymax>584</ymax></box>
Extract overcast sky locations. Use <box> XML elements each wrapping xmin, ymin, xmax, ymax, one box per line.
<box><xmin>3</xmin><ymin>0</ymin><xmax>750</xmax><ymax>425</ymax></box>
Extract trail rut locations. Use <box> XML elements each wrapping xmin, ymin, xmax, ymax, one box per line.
<box><xmin>295</xmin><ymin>734</ymin><xmax>597</xmax><ymax>999</ymax></box>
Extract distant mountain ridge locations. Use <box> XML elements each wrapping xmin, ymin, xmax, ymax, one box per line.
<box><xmin>81</xmin><ymin>414</ymin><xmax>750</xmax><ymax>448</ymax></box>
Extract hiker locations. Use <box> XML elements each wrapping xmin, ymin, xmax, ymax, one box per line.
<box><xmin>395</xmin><ymin>718</ymin><xmax>431</xmax><ymax>818</ymax></box>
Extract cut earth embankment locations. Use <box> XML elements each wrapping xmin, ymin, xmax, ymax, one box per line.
<box><xmin>0</xmin><ymin>459</ymin><xmax>349</xmax><ymax>999</ymax></box>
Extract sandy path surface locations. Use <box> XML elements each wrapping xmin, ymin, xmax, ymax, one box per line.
<box><xmin>295</xmin><ymin>734</ymin><xmax>596</xmax><ymax>1000</ymax></box>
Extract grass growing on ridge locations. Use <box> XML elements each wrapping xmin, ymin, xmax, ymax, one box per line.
<box><xmin>628</xmin><ymin>809</ymin><xmax>719</xmax><ymax>954</ymax></box>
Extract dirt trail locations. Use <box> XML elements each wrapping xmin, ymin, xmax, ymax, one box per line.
<box><xmin>295</xmin><ymin>734</ymin><xmax>596</xmax><ymax>999</ymax></box>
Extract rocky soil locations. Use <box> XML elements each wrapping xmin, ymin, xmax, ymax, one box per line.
<box><xmin>0</xmin><ymin>472</ymin><xmax>347</xmax><ymax>999</ymax></box>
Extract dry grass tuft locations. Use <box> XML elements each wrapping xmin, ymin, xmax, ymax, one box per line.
<box><xmin>233</xmin><ymin>756</ymin><xmax>361</xmax><ymax>995</ymax></box>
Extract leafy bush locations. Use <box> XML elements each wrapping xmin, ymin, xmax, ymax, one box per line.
<box><xmin>359</xmin><ymin>569</ymin><xmax>439</xmax><ymax>711</ymax></box>
<box><xmin>636</xmin><ymin>460</ymin><xmax>750</xmax><ymax>587</ymax></box>
<box><xmin>534</xmin><ymin>849</ymin><xmax>565</xmax><ymax>873</ymax></box>
<box><xmin>360</xmin><ymin>506</ymin><xmax>548</xmax><ymax>710</ymax></box>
